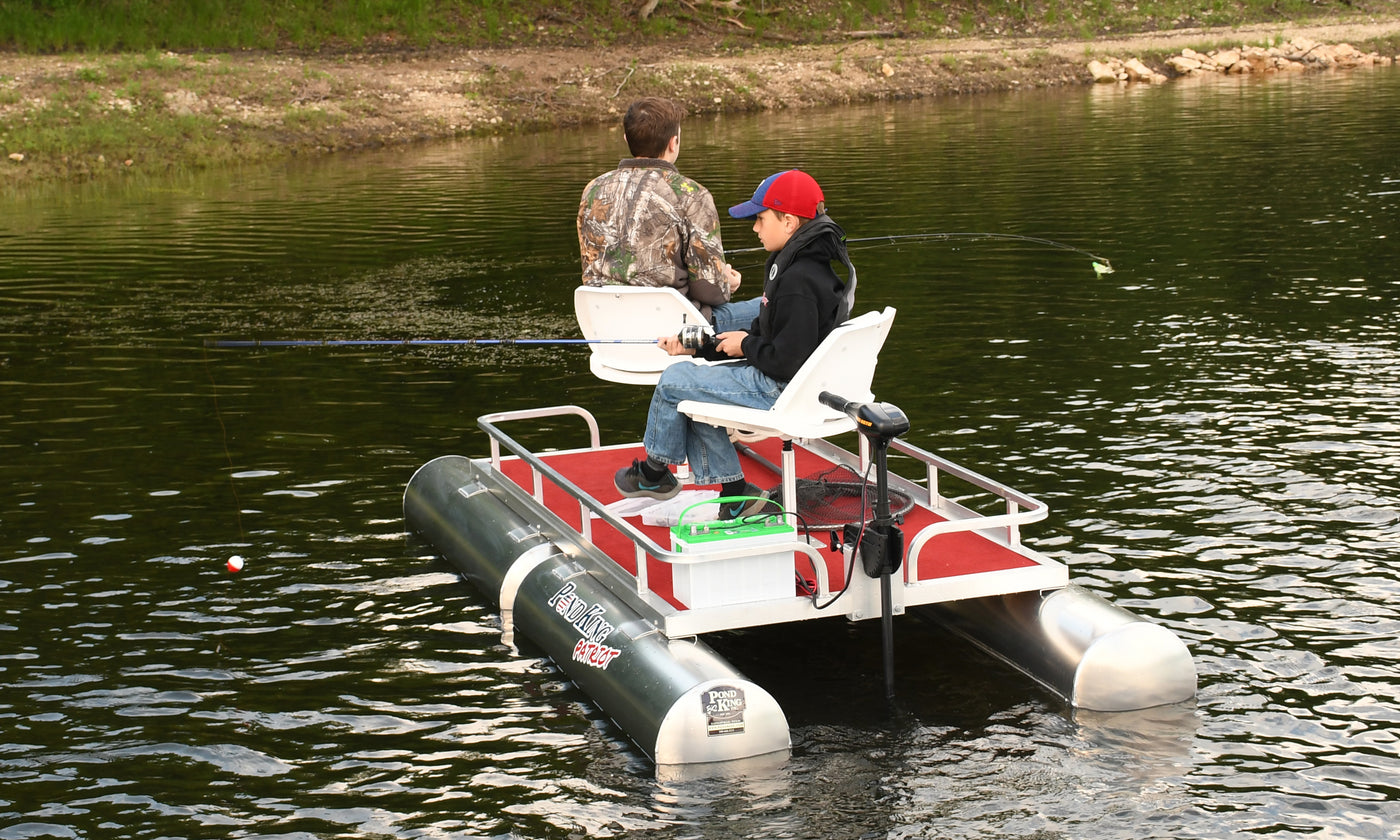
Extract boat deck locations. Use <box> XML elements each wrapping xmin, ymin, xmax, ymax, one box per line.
<box><xmin>480</xmin><ymin>407</ymin><xmax>1068</xmax><ymax>637</ymax></box>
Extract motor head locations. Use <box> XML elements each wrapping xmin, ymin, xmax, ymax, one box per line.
<box><xmin>819</xmin><ymin>391</ymin><xmax>910</xmax><ymax>441</ymax></box>
<box><xmin>852</xmin><ymin>401</ymin><xmax>910</xmax><ymax>440</ymax></box>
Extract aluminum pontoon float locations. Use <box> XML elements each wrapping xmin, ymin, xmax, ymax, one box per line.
<box><xmin>403</xmin><ymin>402</ymin><xmax>1197</xmax><ymax>770</ymax></box>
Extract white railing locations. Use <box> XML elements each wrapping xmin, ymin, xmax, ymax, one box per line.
<box><xmin>477</xmin><ymin>406</ymin><xmax>832</xmax><ymax>601</ymax></box>
<box><xmin>476</xmin><ymin>406</ymin><xmax>1060</xmax><ymax>635</ymax></box>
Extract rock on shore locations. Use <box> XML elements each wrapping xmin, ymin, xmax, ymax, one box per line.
<box><xmin>1088</xmin><ymin>37</ymin><xmax>1394</xmax><ymax>84</ymax></box>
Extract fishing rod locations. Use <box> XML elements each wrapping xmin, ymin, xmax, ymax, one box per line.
<box><xmin>205</xmin><ymin>324</ymin><xmax>716</xmax><ymax>349</ymax></box>
<box><xmin>206</xmin><ymin>337</ymin><xmax>660</xmax><ymax>348</ymax></box>
<box><xmin>728</xmin><ymin>231</ymin><xmax>1116</xmax><ymax>275</ymax></box>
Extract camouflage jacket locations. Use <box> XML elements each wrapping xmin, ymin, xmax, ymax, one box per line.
<box><xmin>577</xmin><ymin>158</ymin><xmax>732</xmax><ymax>316</ymax></box>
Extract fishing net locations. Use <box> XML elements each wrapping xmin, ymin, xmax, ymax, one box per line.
<box><xmin>769</xmin><ymin>465</ymin><xmax>914</xmax><ymax>531</ymax></box>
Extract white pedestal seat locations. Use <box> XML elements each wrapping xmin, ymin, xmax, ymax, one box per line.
<box><xmin>574</xmin><ymin>285</ymin><xmax>710</xmax><ymax>385</ymax></box>
<box><xmin>677</xmin><ymin>307</ymin><xmax>897</xmax><ymax>515</ymax></box>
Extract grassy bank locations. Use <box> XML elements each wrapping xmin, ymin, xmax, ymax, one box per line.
<box><xmin>2</xmin><ymin>1</ymin><xmax>1398</xmax><ymax>189</ymax></box>
<box><xmin>1</xmin><ymin>50</ymin><xmax>365</xmax><ymax>182</ymax></box>
<box><xmin>0</xmin><ymin>0</ymin><xmax>1377</xmax><ymax>52</ymax></box>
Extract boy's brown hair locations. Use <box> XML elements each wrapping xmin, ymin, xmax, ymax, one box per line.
<box><xmin>623</xmin><ymin>97</ymin><xmax>685</xmax><ymax>158</ymax></box>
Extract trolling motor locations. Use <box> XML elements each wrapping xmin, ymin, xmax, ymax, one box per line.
<box><xmin>822</xmin><ymin>395</ymin><xmax>910</xmax><ymax>578</ymax></box>
<box><xmin>819</xmin><ymin>390</ymin><xmax>910</xmax><ymax>701</ymax></box>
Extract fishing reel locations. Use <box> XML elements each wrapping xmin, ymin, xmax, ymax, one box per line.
<box><xmin>677</xmin><ymin>323</ymin><xmax>716</xmax><ymax>351</ymax></box>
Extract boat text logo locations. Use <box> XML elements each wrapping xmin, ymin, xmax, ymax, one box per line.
<box><xmin>548</xmin><ymin>582</ymin><xmax>622</xmax><ymax>670</ymax></box>
<box><xmin>702</xmin><ymin>685</ymin><xmax>747</xmax><ymax>736</ymax></box>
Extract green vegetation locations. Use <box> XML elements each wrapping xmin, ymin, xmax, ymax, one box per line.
<box><xmin>0</xmin><ymin>50</ymin><xmax>344</xmax><ymax>183</ymax></box>
<box><xmin>0</xmin><ymin>0</ymin><xmax>1377</xmax><ymax>53</ymax></box>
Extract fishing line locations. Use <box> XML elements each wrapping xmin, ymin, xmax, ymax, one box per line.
<box><xmin>201</xmin><ymin>343</ymin><xmax>246</xmax><ymax>552</ymax></box>
<box><xmin>727</xmin><ymin>231</ymin><xmax>1115</xmax><ymax>275</ymax></box>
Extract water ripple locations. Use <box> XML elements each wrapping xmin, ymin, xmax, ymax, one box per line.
<box><xmin>3</xmin><ymin>68</ymin><xmax>1400</xmax><ymax>840</ymax></box>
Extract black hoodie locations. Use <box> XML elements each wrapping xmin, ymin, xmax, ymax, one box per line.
<box><xmin>705</xmin><ymin>214</ymin><xmax>855</xmax><ymax>382</ymax></box>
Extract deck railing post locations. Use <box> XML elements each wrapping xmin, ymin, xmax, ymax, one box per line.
<box><xmin>634</xmin><ymin>545</ymin><xmax>649</xmax><ymax>593</ymax></box>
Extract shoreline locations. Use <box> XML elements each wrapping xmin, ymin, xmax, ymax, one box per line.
<box><xmin>3</xmin><ymin>15</ymin><xmax>1399</xmax><ymax>189</ymax></box>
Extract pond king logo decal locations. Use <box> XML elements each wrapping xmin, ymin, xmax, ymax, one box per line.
<box><xmin>547</xmin><ymin>582</ymin><xmax>622</xmax><ymax>671</ymax></box>
<box><xmin>702</xmin><ymin>685</ymin><xmax>747</xmax><ymax>736</ymax></box>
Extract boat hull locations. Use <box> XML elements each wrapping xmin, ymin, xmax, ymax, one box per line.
<box><xmin>403</xmin><ymin>408</ymin><xmax>1197</xmax><ymax>766</ymax></box>
<box><xmin>923</xmin><ymin>585</ymin><xmax>1197</xmax><ymax>711</ymax></box>
<box><xmin>404</xmin><ymin>455</ymin><xmax>791</xmax><ymax>766</ymax></box>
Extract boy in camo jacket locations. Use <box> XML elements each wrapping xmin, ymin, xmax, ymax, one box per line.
<box><xmin>577</xmin><ymin>97</ymin><xmax>758</xmax><ymax>333</ymax></box>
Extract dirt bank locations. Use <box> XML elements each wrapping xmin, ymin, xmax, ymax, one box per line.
<box><xmin>2</xmin><ymin>16</ymin><xmax>1398</xmax><ymax>186</ymax></box>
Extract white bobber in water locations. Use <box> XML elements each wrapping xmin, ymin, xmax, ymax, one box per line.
<box><xmin>227</xmin><ymin>555</ymin><xmax>245</xmax><ymax>573</ymax></box>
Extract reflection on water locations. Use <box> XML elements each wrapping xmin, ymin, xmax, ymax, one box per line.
<box><xmin>3</xmin><ymin>67</ymin><xmax>1400</xmax><ymax>838</ymax></box>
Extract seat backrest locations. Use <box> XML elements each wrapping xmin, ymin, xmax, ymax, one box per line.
<box><xmin>769</xmin><ymin>307</ymin><xmax>897</xmax><ymax>419</ymax></box>
<box><xmin>574</xmin><ymin>285</ymin><xmax>708</xmax><ymax>379</ymax></box>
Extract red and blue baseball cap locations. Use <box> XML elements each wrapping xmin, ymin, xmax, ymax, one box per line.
<box><xmin>728</xmin><ymin>170</ymin><xmax>824</xmax><ymax>220</ymax></box>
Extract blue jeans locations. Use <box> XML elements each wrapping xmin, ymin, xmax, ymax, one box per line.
<box><xmin>710</xmin><ymin>296</ymin><xmax>762</xmax><ymax>334</ymax></box>
<box><xmin>643</xmin><ymin>360</ymin><xmax>785</xmax><ymax>485</ymax></box>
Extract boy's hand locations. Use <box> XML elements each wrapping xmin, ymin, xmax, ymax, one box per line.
<box><xmin>657</xmin><ymin>334</ymin><xmax>695</xmax><ymax>356</ymax></box>
<box><xmin>715</xmin><ymin>331</ymin><xmax>748</xmax><ymax>357</ymax></box>
<box><xmin>723</xmin><ymin>263</ymin><xmax>741</xmax><ymax>293</ymax></box>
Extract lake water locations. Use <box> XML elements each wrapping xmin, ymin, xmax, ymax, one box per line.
<box><xmin>2</xmin><ymin>65</ymin><xmax>1398</xmax><ymax>839</ymax></box>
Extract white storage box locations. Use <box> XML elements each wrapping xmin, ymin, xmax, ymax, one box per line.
<box><xmin>669</xmin><ymin>515</ymin><xmax>796</xmax><ymax>609</ymax></box>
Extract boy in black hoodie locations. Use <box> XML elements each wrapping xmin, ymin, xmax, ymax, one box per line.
<box><xmin>614</xmin><ymin>169</ymin><xmax>857</xmax><ymax>520</ymax></box>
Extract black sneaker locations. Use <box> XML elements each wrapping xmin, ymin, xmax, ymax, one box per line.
<box><xmin>718</xmin><ymin>483</ymin><xmax>777</xmax><ymax>521</ymax></box>
<box><xmin>614</xmin><ymin>459</ymin><xmax>681</xmax><ymax>500</ymax></box>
